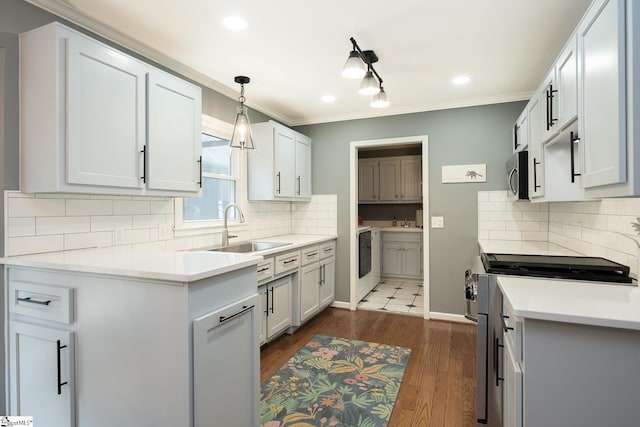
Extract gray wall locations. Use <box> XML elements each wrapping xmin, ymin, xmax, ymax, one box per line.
<box><xmin>296</xmin><ymin>101</ymin><xmax>526</xmax><ymax>314</ymax></box>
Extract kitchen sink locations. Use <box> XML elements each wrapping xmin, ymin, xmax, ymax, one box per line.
<box><xmin>209</xmin><ymin>241</ymin><xmax>290</xmax><ymax>253</ymax></box>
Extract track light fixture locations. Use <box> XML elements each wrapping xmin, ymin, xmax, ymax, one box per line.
<box><xmin>342</xmin><ymin>37</ymin><xmax>388</xmax><ymax>107</ymax></box>
<box><xmin>230</xmin><ymin>76</ymin><xmax>255</xmax><ymax>150</ymax></box>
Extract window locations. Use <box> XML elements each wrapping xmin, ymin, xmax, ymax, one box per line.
<box><xmin>175</xmin><ymin>115</ymin><xmax>245</xmax><ymax>229</ymax></box>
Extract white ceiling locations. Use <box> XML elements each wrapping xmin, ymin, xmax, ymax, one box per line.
<box><xmin>29</xmin><ymin>0</ymin><xmax>593</xmax><ymax>126</ymax></box>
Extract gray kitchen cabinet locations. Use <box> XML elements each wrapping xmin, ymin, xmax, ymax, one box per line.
<box><xmin>9</xmin><ymin>322</ymin><xmax>75</xmax><ymax>427</ymax></box>
<box><xmin>5</xmin><ymin>264</ymin><xmax>258</xmax><ymax>427</ymax></box>
<box><xmin>501</xmin><ymin>296</ymin><xmax>640</xmax><ymax>427</ymax></box>
<box><xmin>19</xmin><ymin>22</ymin><xmax>202</xmax><ymax>196</ymax></box>
<box><xmin>248</xmin><ymin>120</ymin><xmax>312</xmax><ymax>201</ymax></box>
<box><xmin>359</xmin><ymin>156</ymin><xmax>422</xmax><ymax>203</ymax></box>
<box><xmin>381</xmin><ymin>232</ymin><xmax>422</xmax><ymax>279</ymax></box>
<box><xmin>258</xmin><ymin>275</ymin><xmax>292</xmax><ymax>345</ymax></box>
<box><xmin>358</xmin><ymin>159</ymin><xmax>380</xmax><ymax>202</ymax></box>
<box><xmin>299</xmin><ymin>247</ymin><xmax>321</xmax><ymax>323</ymax></box>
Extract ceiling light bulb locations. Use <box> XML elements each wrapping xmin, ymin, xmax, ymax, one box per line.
<box><xmin>224</xmin><ymin>16</ymin><xmax>248</xmax><ymax>31</ymax></box>
<box><xmin>452</xmin><ymin>75</ymin><xmax>471</xmax><ymax>85</ymax></box>
<box><xmin>342</xmin><ymin>50</ymin><xmax>366</xmax><ymax>79</ymax></box>
<box><xmin>359</xmin><ymin>71</ymin><xmax>380</xmax><ymax>95</ymax></box>
<box><xmin>371</xmin><ymin>87</ymin><xmax>389</xmax><ymax>108</ymax></box>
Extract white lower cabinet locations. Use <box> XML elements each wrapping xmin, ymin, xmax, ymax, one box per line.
<box><xmin>193</xmin><ymin>294</ymin><xmax>260</xmax><ymax>427</ymax></box>
<box><xmin>381</xmin><ymin>232</ymin><xmax>422</xmax><ymax>279</ymax></box>
<box><xmin>501</xmin><ymin>294</ymin><xmax>640</xmax><ymax>426</ymax></box>
<box><xmin>319</xmin><ymin>255</ymin><xmax>335</xmax><ymax>308</ymax></box>
<box><xmin>9</xmin><ymin>322</ymin><xmax>75</xmax><ymax>427</ymax></box>
<box><xmin>259</xmin><ymin>276</ymin><xmax>292</xmax><ymax>345</ymax></box>
<box><xmin>5</xmin><ymin>265</ymin><xmax>258</xmax><ymax>427</ymax></box>
<box><xmin>300</xmin><ymin>262</ymin><xmax>321</xmax><ymax>323</ymax></box>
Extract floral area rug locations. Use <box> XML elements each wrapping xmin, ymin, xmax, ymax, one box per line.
<box><xmin>260</xmin><ymin>334</ymin><xmax>411</xmax><ymax>427</ymax></box>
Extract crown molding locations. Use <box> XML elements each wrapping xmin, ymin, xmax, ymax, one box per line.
<box><xmin>23</xmin><ymin>0</ymin><xmax>294</xmax><ymax>126</ymax></box>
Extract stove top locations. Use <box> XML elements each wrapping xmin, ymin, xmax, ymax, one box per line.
<box><xmin>481</xmin><ymin>253</ymin><xmax>632</xmax><ymax>283</ymax></box>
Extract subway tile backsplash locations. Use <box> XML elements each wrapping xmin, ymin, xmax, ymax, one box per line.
<box><xmin>4</xmin><ymin>192</ymin><xmax>337</xmax><ymax>256</ymax></box>
<box><xmin>478</xmin><ymin>191</ymin><xmax>640</xmax><ymax>278</ymax></box>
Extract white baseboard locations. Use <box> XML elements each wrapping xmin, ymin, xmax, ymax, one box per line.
<box><xmin>330</xmin><ymin>301</ymin><xmax>352</xmax><ymax>310</ymax></box>
<box><xmin>429</xmin><ymin>311</ymin><xmax>475</xmax><ymax>324</ymax></box>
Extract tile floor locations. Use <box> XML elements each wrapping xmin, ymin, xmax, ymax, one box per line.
<box><xmin>358</xmin><ymin>279</ymin><xmax>424</xmax><ymax>317</ymax></box>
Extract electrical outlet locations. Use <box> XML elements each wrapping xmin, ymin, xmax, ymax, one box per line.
<box><xmin>158</xmin><ymin>224</ymin><xmax>173</xmax><ymax>241</ymax></box>
<box><xmin>114</xmin><ymin>227</ymin><xmax>125</xmax><ymax>245</ymax></box>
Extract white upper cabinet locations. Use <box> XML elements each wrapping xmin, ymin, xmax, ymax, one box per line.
<box><xmin>147</xmin><ymin>71</ymin><xmax>202</xmax><ymax>192</ymax></box>
<box><xmin>19</xmin><ymin>22</ymin><xmax>202</xmax><ymax>196</ymax></box>
<box><xmin>513</xmin><ymin>109</ymin><xmax>528</xmax><ymax>153</ymax></box>
<box><xmin>400</xmin><ymin>157</ymin><xmax>422</xmax><ymax>201</ymax></box>
<box><xmin>295</xmin><ymin>133</ymin><xmax>312</xmax><ymax>199</ymax></box>
<box><xmin>65</xmin><ymin>33</ymin><xmax>147</xmax><ymax>189</ymax></box>
<box><xmin>379</xmin><ymin>159</ymin><xmax>402</xmax><ymax>201</ymax></box>
<box><xmin>528</xmin><ymin>91</ymin><xmax>545</xmax><ymax>199</ymax></box>
<box><xmin>248</xmin><ymin>120</ymin><xmax>312</xmax><ymax>201</ymax></box>
<box><xmin>578</xmin><ymin>0</ymin><xmax>628</xmax><ymax>192</ymax></box>
<box><xmin>555</xmin><ymin>35</ymin><xmax>579</xmax><ymax>131</ymax></box>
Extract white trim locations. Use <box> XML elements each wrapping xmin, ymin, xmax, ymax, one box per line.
<box><xmin>429</xmin><ymin>311</ymin><xmax>476</xmax><ymax>324</ymax></box>
<box><xmin>349</xmin><ymin>135</ymin><xmax>430</xmax><ymax>319</ymax></box>
<box><xmin>330</xmin><ymin>301</ymin><xmax>351</xmax><ymax>310</ymax></box>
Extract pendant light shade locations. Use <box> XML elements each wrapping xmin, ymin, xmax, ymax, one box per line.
<box><xmin>230</xmin><ymin>76</ymin><xmax>255</xmax><ymax>150</ymax></box>
<box><xmin>342</xmin><ymin>50</ymin><xmax>366</xmax><ymax>79</ymax></box>
<box><xmin>370</xmin><ymin>86</ymin><xmax>389</xmax><ymax>108</ymax></box>
<box><xmin>358</xmin><ymin>70</ymin><xmax>380</xmax><ymax>95</ymax></box>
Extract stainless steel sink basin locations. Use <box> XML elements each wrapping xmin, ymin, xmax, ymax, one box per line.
<box><xmin>210</xmin><ymin>241</ymin><xmax>290</xmax><ymax>253</ymax></box>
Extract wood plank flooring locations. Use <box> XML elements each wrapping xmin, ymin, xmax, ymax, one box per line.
<box><xmin>260</xmin><ymin>308</ymin><xmax>477</xmax><ymax>427</ymax></box>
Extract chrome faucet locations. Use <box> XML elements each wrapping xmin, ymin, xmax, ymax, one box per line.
<box><xmin>222</xmin><ymin>204</ymin><xmax>246</xmax><ymax>246</ymax></box>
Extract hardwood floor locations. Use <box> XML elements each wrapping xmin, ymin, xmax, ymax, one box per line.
<box><xmin>260</xmin><ymin>308</ymin><xmax>477</xmax><ymax>427</ymax></box>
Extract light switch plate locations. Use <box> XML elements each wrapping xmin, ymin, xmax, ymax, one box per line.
<box><xmin>431</xmin><ymin>216</ymin><xmax>444</xmax><ymax>228</ymax></box>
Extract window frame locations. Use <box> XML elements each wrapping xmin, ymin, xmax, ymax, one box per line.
<box><xmin>174</xmin><ymin>114</ymin><xmax>247</xmax><ymax>233</ymax></box>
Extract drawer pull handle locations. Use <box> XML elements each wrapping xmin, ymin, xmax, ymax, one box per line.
<box><xmin>306</xmin><ymin>252</ymin><xmax>318</xmax><ymax>257</ymax></box>
<box><xmin>257</xmin><ymin>267</ymin><xmax>270</xmax><ymax>273</ymax></box>
<box><xmin>219</xmin><ymin>305</ymin><xmax>254</xmax><ymax>324</ymax></box>
<box><xmin>57</xmin><ymin>340</ymin><xmax>68</xmax><ymax>395</ymax></box>
<box><xmin>18</xmin><ymin>296</ymin><xmax>52</xmax><ymax>306</ymax></box>
<box><xmin>283</xmin><ymin>259</ymin><xmax>297</xmax><ymax>264</ymax></box>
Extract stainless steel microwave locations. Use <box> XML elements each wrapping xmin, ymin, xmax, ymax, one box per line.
<box><xmin>506</xmin><ymin>150</ymin><xmax>528</xmax><ymax>201</ymax></box>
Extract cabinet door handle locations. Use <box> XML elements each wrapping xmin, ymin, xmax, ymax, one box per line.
<box><xmin>500</xmin><ymin>314</ymin><xmax>514</xmax><ymax>332</ymax></box>
<box><xmin>56</xmin><ymin>340</ymin><xmax>68</xmax><ymax>395</ymax></box>
<box><xmin>265</xmin><ymin>289</ymin><xmax>269</xmax><ymax>317</ymax></box>
<box><xmin>270</xmin><ymin>288</ymin><xmax>274</xmax><ymax>314</ymax></box>
<box><xmin>495</xmin><ymin>337</ymin><xmax>504</xmax><ymax>386</ymax></box>
<box><xmin>297</xmin><ymin>176</ymin><xmax>301</xmax><ymax>195</ymax></box>
<box><xmin>219</xmin><ymin>305</ymin><xmax>254</xmax><ymax>323</ymax></box>
<box><xmin>570</xmin><ymin>131</ymin><xmax>581</xmax><ymax>183</ymax></box>
<box><xmin>18</xmin><ymin>296</ymin><xmax>52</xmax><ymax>306</ymax></box>
<box><xmin>257</xmin><ymin>267</ymin><xmax>270</xmax><ymax>273</ymax></box>
<box><xmin>549</xmin><ymin>84</ymin><xmax>558</xmax><ymax>128</ymax></box>
<box><xmin>276</xmin><ymin>172</ymin><xmax>281</xmax><ymax>194</ymax></box>
<box><xmin>140</xmin><ymin>145</ymin><xmax>147</xmax><ymax>183</ymax></box>
<box><xmin>513</xmin><ymin>123</ymin><xmax>519</xmax><ymax>150</ymax></box>
<box><xmin>197</xmin><ymin>155</ymin><xmax>203</xmax><ymax>188</ymax></box>
<box><xmin>533</xmin><ymin>157</ymin><xmax>541</xmax><ymax>190</ymax></box>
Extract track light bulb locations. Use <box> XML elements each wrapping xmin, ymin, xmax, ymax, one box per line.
<box><xmin>342</xmin><ymin>50</ymin><xmax>366</xmax><ymax>79</ymax></box>
<box><xmin>359</xmin><ymin>71</ymin><xmax>380</xmax><ymax>95</ymax></box>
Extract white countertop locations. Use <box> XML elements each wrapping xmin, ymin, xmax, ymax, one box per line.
<box><xmin>0</xmin><ymin>234</ymin><xmax>336</xmax><ymax>282</ymax></box>
<box><xmin>498</xmin><ymin>275</ymin><xmax>640</xmax><ymax>331</ymax></box>
<box><xmin>379</xmin><ymin>227</ymin><xmax>423</xmax><ymax>233</ymax></box>
<box><xmin>478</xmin><ymin>240</ymin><xmax>581</xmax><ymax>256</ymax></box>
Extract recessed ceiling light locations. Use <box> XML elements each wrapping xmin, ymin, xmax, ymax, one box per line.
<box><xmin>223</xmin><ymin>16</ymin><xmax>248</xmax><ymax>31</ymax></box>
<box><xmin>452</xmin><ymin>75</ymin><xmax>471</xmax><ymax>85</ymax></box>
<box><xmin>321</xmin><ymin>95</ymin><xmax>336</xmax><ymax>103</ymax></box>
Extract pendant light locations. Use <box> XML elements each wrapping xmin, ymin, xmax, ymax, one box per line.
<box><xmin>230</xmin><ymin>75</ymin><xmax>255</xmax><ymax>150</ymax></box>
<box><xmin>342</xmin><ymin>37</ymin><xmax>389</xmax><ymax>108</ymax></box>
<box><xmin>342</xmin><ymin>50</ymin><xmax>366</xmax><ymax>79</ymax></box>
<box><xmin>370</xmin><ymin>85</ymin><xmax>389</xmax><ymax>108</ymax></box>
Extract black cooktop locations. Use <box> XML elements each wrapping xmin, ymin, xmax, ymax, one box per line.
<box><xmin>481</xmin><ymin>253</ymin><xmax>632</xmax><ymax>283</ymax></box>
